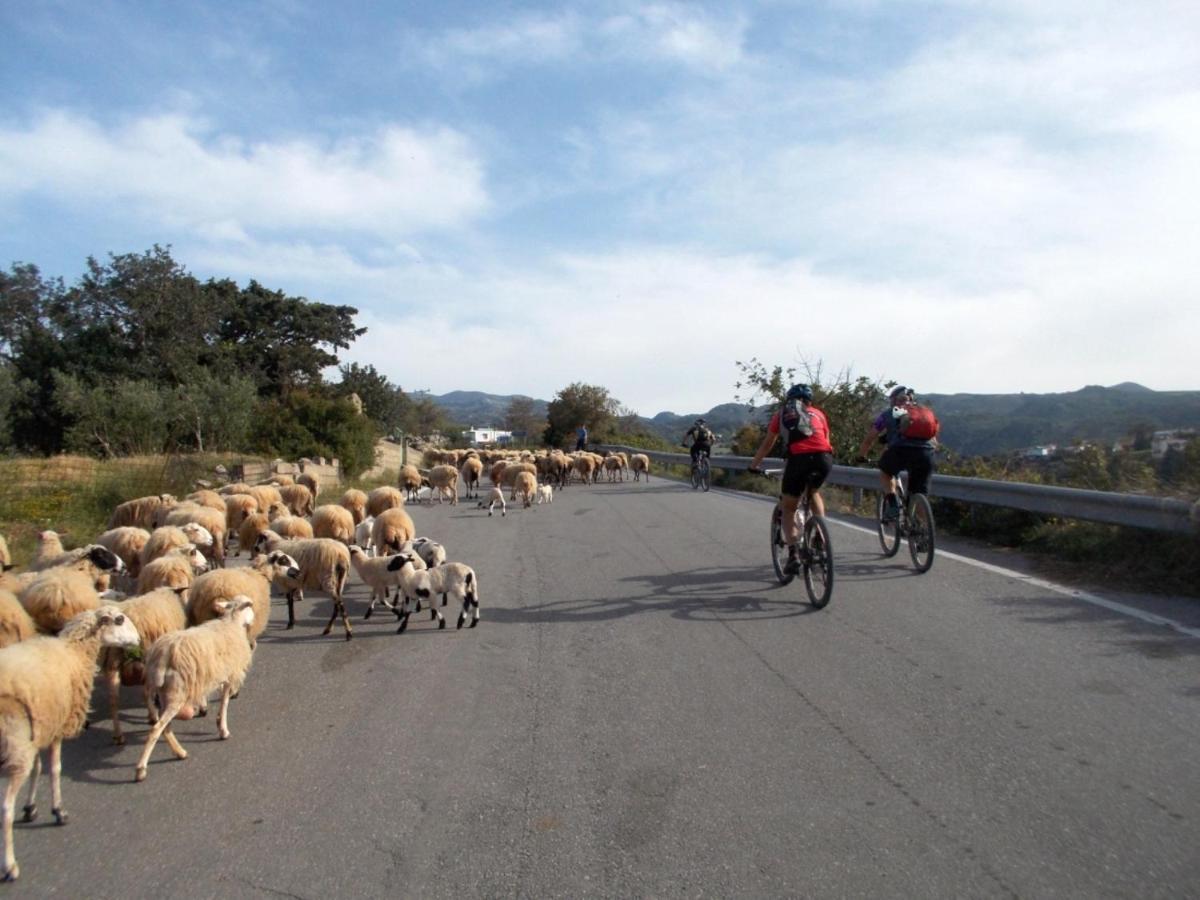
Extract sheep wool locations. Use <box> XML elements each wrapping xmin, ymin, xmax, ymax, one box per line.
<box><xmin>18</xmin><ymin>569</ymin><xmax>101</xmax><ymax>635</ymax></box>
<box><xmin>371</xmin><ymin>508</ymin><xmax>416</xmax><ymax>555</ymax></box>
<box><xmin>311</xmin><ymin>504</ymin><xmax>354</xmax><ymax>544</ymax></box>
<box><xmin>108</xmin><ymin>494</ymin><xmax>176</xmax><ymax>531</ymax></box>
<box><xmin>95</xmin><ymin>527</ymin><xmax>152</xmax><ymax>577</ymax></box>
<box><xmin>339</xmin><ymin>489</ymin><xmax>368</xmax><ymax>525</ymax></box>
<box><xmin>0</xmin><ymin>591</ymin><xmax>35</xmax><ymax>649</ymax></box>
<box><xmin>366</xmin><ymin>486</ymin><xmax>406</xmax><ymax>518</ymax></box>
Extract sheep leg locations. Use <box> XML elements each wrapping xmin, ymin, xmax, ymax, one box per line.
<box><xmin>47</xmin><ymin>740</ymin><xmax>67</xmax><ymax>825</ymax></box>
<box><xmin>20</xmin><ymin>755</ymin><xmax>40</xmax><ymax>823</ymax></box>
<box><xmin>3</xmin><ymin>754</ymin><xmax>35</xmax><ymax>882</ymax></box>
<box><xmin>106</xmin><ymin>663</ymin><xmax>126</xmax><ymax>745</ymax></box>
<box><xmin>216</xmin><ymin>685</ymin><xmax>234</xmax><ymax>740</ymax></box>
<box><xmin>135</xmin><ymin>697</ymin><xmax>188</xmax><ymax>782</ymax></box>
<box><xmin>286</xmin><ymin>589</ymin><xmax>299</xmax><ymax>629</ymax></box>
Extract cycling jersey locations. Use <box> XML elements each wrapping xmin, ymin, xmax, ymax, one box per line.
<box><xmin>768</xmin><ymin>405</ymin><xmax>833</xmax><ymax>455</ymax></box>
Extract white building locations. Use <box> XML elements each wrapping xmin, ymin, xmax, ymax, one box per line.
<box><xmin>462</xmin><ymin>426</ymin><xmax>513</xmax><ymax>447</ymax></box>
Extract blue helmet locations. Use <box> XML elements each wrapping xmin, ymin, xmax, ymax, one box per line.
<box><xmin>786</xmin><ymin>384</ymin><xmax>813</xmax><ymax>402</ymax></box>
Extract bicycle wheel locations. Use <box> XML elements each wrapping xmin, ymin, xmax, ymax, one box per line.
<box><xmin>770</xmin><ymin>505</ymin><xmax>793</xmax><ymax>584</ymax></box>
<box><xmin>876</xmin><ymin>493</ymin><xmax>901</xmax><ymax>557</ymax></box>
<box><xmin>690</xmin><ymin>463</ymin><xmax>700</xmax><ymax>490</ymax></box>
<box><xmin>700</xmin><ymin>458</ymin><xmax>711</xmax><ymax>492</ymax></box>
<box><xmin>802</xmin><ymin>515</ymin><xmax>834</xmax><ymax>608</ymax></box>
<box><xmin>907</xmin><ymin>493</ymin><xmax>936</xmax><ymax>573</ymax></box>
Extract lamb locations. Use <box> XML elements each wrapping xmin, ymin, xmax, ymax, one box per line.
<box><xmin>460</xmin><ymin>457</ymin><xmax>484</xmax><ymax>500</ymax></box>
<box><xmin>186</xmin><ymin>551</ymin><xmax>301</xmax><ymax>646</ymax></box>
<box><xmin>140</xmin><ymin>524</ymin><xmax>213</xmax><ymax>569</ymax></box>
<box><xmin>387</xmin><ymin>556</ymin><xmax>480</xmax><ymax>632</ymax></box>
<box><xmin>107</xmin><ymin>494</ymin><xmax>177</xmax><ymax>530</ymax></box>
<box><xmin>366</xmin><ymin>486</ymin><xmax>406</xmax><ymax>517</ymax></box>
<box><xmin>398</xmin><ymin>464</ymin><xmax>423</xmax><ymax>502</ymax></box>
<box><xmin>135</xmin><ymin>546</ymin><xmax>207</xmax><ymax>595</ymax></box>
<box><xmin>253</xmin><ymin>533</ymin><xmax>353</xmax><ymax>639</ymax></box>
<box><xmin>95</xmin><ymin>527</ymin><xmax>152</xmax><ymax>578</ymax></box>
<box><xmin>0</xmin><ymin>605</ymin><xmax>140</xmax><ymax>880</ymax></box>
<box><xmin>348</xmin><ymin>545</ymin><xmax>405</xmax><ymax>619</ymax></box>
<box><xmin>99</xmin><ymin>587</ymin><xmax>190</xmax><ymax>746</ymax></box>
<box><xmin>269</xmin><ymin>515</ymin><xmax>315</xmax><ymax>540</ymax></box>
<box><xmin>511</xmin><ymin>471</ymin><xmax>537</xmax><ymax>508</ymax></box>
<box><xmin>410</xmin><ymin>536</ymin><xmax>446</xmax><ymax>569</ymax></box>
<box><xmin>370</xmin><ymin>507</ymin><xmax>417</xmax><ymax>555</ymax></box>
<box><xmin>630</xmin><ymin>453</ymin><xmax>651</xmax><ymax>481</ymax></box>
<box><xmin>536</xmin><ymin>484</ymin><xmax>554</xmax><ymax>505</ymax></box>
<box><xmin>426</xmin><ymin>464</ymin><xmax>460</xmax><ymax>505</ymax></box>
<box><xmin>353</xmin><ymin>516</ymin><xmax>376</xmax><ymax>555</ymax></box>
<box><xmin>478</xmin><ymin>486</ymin><xmax>507</xmax><ymax>517</ymax></box>
<box><xmin>339</xmin><ymin>488</ymin><xmax>368</xmax><ymax>525</ymax></box>
<box><xmin>133</xmin><ymin>596</ymin><xmax>257</xmax><ymax>783</ymax></box>
<box><xmin>28</xmin><ymin>531</ymin><xmax>69</xmax><ymax>571</ymax></box>
<box><xmin>0</xmin><ymin>592</ymin><xmax>35</xmax><ymax>649</ymax></box>
<box><xmin>311</xmin><ymin>504</ymin><xmax>354</xmax><ymax>544</ymax></box>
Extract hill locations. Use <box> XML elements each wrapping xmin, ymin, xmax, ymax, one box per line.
<box><xmin>422</xmin><ymin>385</ymin><xmax>1200</xmax><ymax>457</ymax></box>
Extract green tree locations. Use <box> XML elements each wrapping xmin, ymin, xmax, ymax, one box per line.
<box><xmin>730</xmin><ymin>423</ymin><xmax>764</xmax><ymax>457</ymax></box>
<box><xmin>54</xmin><ymin>373</ymin><xmax>174</xmax><ymax>457</ymax></box>
<box><xmin>544</xmin><ymin>382</ymin><xmax>620</xmax><ymax>448</ymax></box>
<box><xmin>504</xmin><ymin>396</ymin><xmax>545</xmax><ymax>446</ymax></box>
<box><xmin>250</xmin><ymin>393</ymin><xmax>379</xmax><ymax>478</ymax></box>
<box><xmin>335</xmin><ymin>362</ymin><xmax>405</xmax><ymax>434</ymax></box>
<box><xmin>172</xmin><ymin>370</ymin><xmax>257</xmax><ymax>453</ymax></box>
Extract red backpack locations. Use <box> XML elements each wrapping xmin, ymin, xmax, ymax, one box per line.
<box><xmin>901</xmin><ymin>404</ymin><xmax>939</xmax><ymax>440</ymax></box>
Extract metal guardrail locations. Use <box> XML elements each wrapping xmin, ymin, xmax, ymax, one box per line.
<box><xmin>598</xmin><ymin>445</ymin><xmax>1200</xmax><ymax>535</ymax></box>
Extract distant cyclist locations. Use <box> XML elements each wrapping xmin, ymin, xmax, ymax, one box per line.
<box><xmin>857</xmin><ymin>385</ymin><xmax>937</xmax><ymax>521</ymax></box>
<box><xmin>747</xmin><ymin>384</ymin><xmax>833</xmax><ymax>574</ymax></box>
<box><xmin>682</xmin><ymin>418</ymin><xmax>715</xmax><ymax>471</ymax></box>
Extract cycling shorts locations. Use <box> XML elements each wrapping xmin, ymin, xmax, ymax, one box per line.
<box><xmin>782</xmin><ymin>452</ymin><xmax>832</xmax><ymax>498</ymax></box>
<box><xmin>879</xmin><ymin>445</ymin><xmax>935</xmax><ymax>495</ymax></box>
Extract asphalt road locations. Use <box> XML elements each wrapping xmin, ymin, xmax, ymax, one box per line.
<box><xmin>10</xmin><ymin>475</ymin><xmax>1200</xmax><ymax>898</ymax></box>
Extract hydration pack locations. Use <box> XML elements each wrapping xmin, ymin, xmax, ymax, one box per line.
<box><xmin>899</xmin><ymin>403</ymin><xmax>939</xmax><ymax>440</ymax></box>
<box><xmin>781</xmin><ymin>398</ymin><xmax>814</xmax><ymax>443</ymax></box>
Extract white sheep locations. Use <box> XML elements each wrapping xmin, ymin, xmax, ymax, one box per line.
<box><xmin>94</xmin><ymin>527</ymin><xmax>152</xmax><ymax>578</ymax></box>
<box><xmin>0</xmin><ymin>605</ymin><xmax>140</xmax><ymax>881</ymax></box>
<box><xmin>410</xmin><ymin>536</ymin><xmax>446</xmax><ymax>568</ymax></box>
<box><xmin>387</xmin><ymin>557</ymin><xmax>480</xmax><ymax>631</ymax></box>
<box><xmin>478</xmin><ymin>486</ymin><xmax>506</xmax><ymax>517</ymax></box>
<box><xmin>630</xmin><ymin>453</ymin><xmax>651</xmax><ymax>481</ymax></box>
<box><xmin>0</xmin><ymin>536</ymin><xmax>11</xmax><ymax>573</ymax></box>
<box><xmin>134</xmin><ymin>545</ymin><xmax>208</xmax><ymax>595</ymax></box>
<box><xmin>133</xmin><ymin>596</ymin><xmax>257</xmax><ymax>783</ymax></box>
<box><xmin>370</xmin><ymin>508</ymin><xmax>416</xmax><ymax>556</ymax></box>
<box><xmin>107</xmin><ymin>494</ymin><xmax>176</xmax><ymax>531</ymax></box>
<box><xmin>140</xmin><ymin>524</ymin><xmax>213</xmax><ymax>569</ymax></box>
<box><xmin>0</xmin><ymin>591</ymin><xmax>35</xmax><ymax>650</ymax></box>
<box><xmin>187</xmin><ymin>551</ymin><xmax>300</xmax><ymax>647</ymax></box>
<box><xmin>253</xmin><ymin>533</ymin><xmax>353</xmax><ymax>639</ymax></box>
<box><xmin>536</xmin><ymin>484</ymin><xmax>554</xmax><ymax>505</ymax></box>
<box><xmin>348</xmin><ymin>545</ymin><xmax>408</xmax><ymax>620</ymax></box>
<box><xmin>353</xmin><ymin>516</ymin><xmax>376</xmax><ymax>555</ymax></box>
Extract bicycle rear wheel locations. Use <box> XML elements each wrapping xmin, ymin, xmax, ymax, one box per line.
<box><xmin>700</xmin><ymin>458</ymin><xmax>711</xmax><ymax>491</ymax></box>
<box><xmin>770</xmin><ymin>505</ymin><xmax>793</xmax><ymax>585</ymax></box>
<box><xmin>877</xmin><ymin>494</ymin><xmax>901</xmax><ymax>557</ymax></box>
<box><xmin>907</xmin><ymin>493</ymin><xmax>936</xmax><ymax>573</ymax></box>
<box><xmin>802</xmin><ymin>515</ymin><xmax>834</xmax><ymax>608</ymax></box>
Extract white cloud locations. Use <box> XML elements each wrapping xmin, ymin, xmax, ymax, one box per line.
<box><xmin>0</xmin><ymin>111</ymin><xmax>488</xmax><ymax>239</ymax></box>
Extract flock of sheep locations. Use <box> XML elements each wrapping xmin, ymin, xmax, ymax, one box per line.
<box><xmin>0</xmin><ymin>445</ymin><xmax>651</xmax><ymax>882</ymax></box>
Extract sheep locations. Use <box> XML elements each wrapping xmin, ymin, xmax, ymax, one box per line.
<box><xmin>186</xmin><ymin>551</ymin><xmax>301</xmax><ymax>646</ymax></box>
<box><xmin>511</xmin><ymin>471</ymin><xmax>537</xmax><ymax>508</ymax></box>
<box><xmin>366</xmin><ymin>486</ymin><xmax>406</xmax><ymax>518</ymax></box>
<box><xmin>296</xmin><ymin>463</ymin><xmax>320</xmax><ymax>499</ymax></box>
<box><xmin>99</xmin><ymin>587</ymin><xmax>190</xmax><ymax>746</ymax></box>
<box><xmin>269</xmin><ymin>515</ymin><xmax>315</xmax><ymax>540</ymax></box>
<box><xmin>29</xmin><ymin>530</ymin><xmax>81</xmax><ymax>571</ymax></box>
<box><xmin>353</xmin><ymin>516</ymin><xmax>375</xmax><ymax>555</ymax></box>
<box><xmin>185</xmin><ymin>489</ymin><xmax>227</xmax><ymax>513</ymax></box>
<box><xmin>271</xmin><ymin>483</ymin><xmax>311</xmax><ymax>517</ymax></box>
<box><xmin>603</xmin><ymin>455</ymin><xmax>626</xmax><ymax>482</ymax></box>
<box><xmin>501</xmin><ymin>462</ymin><xmax>537</xmax><ymax>488</ymax></box>
<box><xmin>0</xmin><ymin>604</ymin><xmax>140</xmax><ymax>880</ymax></box>
<box><xmin>107</xmin><ymin>494</ymin><xmax>176</xmax><ymax>530</ymax></box>
<box><xmin>18</xmin><ymin>559</ymin><xmax>120</xmax><ymax>634</ymax></box>
<box><xmin>630</xmin><ymin>453</ymin><xmax>651</xmax><ymax>481</ymax></box>
<box><xmin>267</xmin><ymin>473</ymin><xmax>295</xmax><ymax>486</ymax></box>
<box><xmin>478</xmin><ymin>486</ymin><xmax>507</xmax><ymax>517</ymax></box>
<box><xmin>223</xmin><ymin>493</ymin><xmax>260</xmax><ymax>536</ymax></box>
<box><xmin>135</xmin><ymin>546</ymin><xmax>207</xmax><ymax>595</ymax></box>
<box><xmin>236</xmin><ymin>512</ymin><xmax>270</xmax><ymax>557</ymax></box>
<box><xmin>245</xmin><ymin>484</ymin><xmax>283</xmax><ymax>514</ymax></box>
<box><xmin>426</xmin><ymin>464</ymin><xmax>460</xmax><ymax>505</ymax></box>
<box><xmin>572</xmin><ymin>454</ymin><xmax>597</xmax><ymax>484</ymax></box>
<box><xmin>339</xmin><ymin>488</ymin><xmax>368</xmax><ymax>525</ymax></box>
<box><xmin>536</xmin><ymin>484</ymin><xmax>554</xmax><ymax>505</ymax></box>
<box><xmin>460</xmin><ymin>457</ymin><xmax>484</xmax><ymax>499</ymax></box>
<box><xmin>0</xmin><ymin>537</ymin><xmax>10</xmax><ymax>573</ymax></box>
<box><xmin>134</xmin><ymin>596</ymin><xmax>257</xmax><ymax>783</ymax></box>
<box><xmin>371</xmin><ymin>507</ymin><xmax>416</xmax><ymax>556</ymax></box>
<box><xmin>311</xmin><ymin>504</ymin><xmax>354</xmax><ymax>544</ymax></box>
<box><xmin>398</xmin><ymin>464</ymin><xmax>423</xmax><ymax>502</ymax></box>
<box><xmin>217</xmin><ymin>482</ymin><xmax>253</xmax><ymax>496</ymax></box>
<box><xmin>348</xmin><ymin>546</ymin><xmax>406</xmax><ymax>619</ymax></box>
<box><xmin>0</xmin><ymin>592</ymin><xmax>35</xmax><ymax>650</ymax></box>
<box><xmin>410</xmin><ymin>537</ymin><xmax>446</xmax><ymax>569</ymax></box>
<box><xmin>387</xmin><ymin>557</ymin><xmax>480</xmax><ymax>632</ymax></box>
<box><xmin>253</xmin><ymin>533</ymin><xmax>353</xmax><ymax>639</ymax></box>
<box><xmin>95</xmin><ymin>527</ymin><xmax>152</xmax><ymax>578</ymax></box>
<box><xmin>140</xmin><ymin>524</ymin><xmax>213</xmax><ymax>570</ymax></box>
<box><xmin>163</xmin><ymin>504</ymin><xmax>226</xmax><ymax>569</ymax></box>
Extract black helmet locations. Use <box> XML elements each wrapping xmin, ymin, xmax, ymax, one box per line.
<box><xmin>786</xmin><ymin>384</ymin><xmax>813</xmax><ymax>401</ymax></box>
<box><xmin>695</xmin><ymin>418</ymin><xmax>706</xmax><ymax>426</ymax></box>
<box><xmin>889</xmin><ymin>385</ymin><xmax>912</xmax><ymax>402</ymax></box>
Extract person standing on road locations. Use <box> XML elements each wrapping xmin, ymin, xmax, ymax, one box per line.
<box><xmin>747</xmin><ymin>384</ymin><xmax>833</xmax><ymax>573</ymax></box>
<box><xmin>575</xmin><ymin>423</ymin><xmax>588</xmax><ymax>452</ymax></box>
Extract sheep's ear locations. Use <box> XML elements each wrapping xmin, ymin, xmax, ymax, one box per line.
<box><xmin>173</xmin><ymin>587</ymin><xmax>188</xmax><ymax>599</ymax></box>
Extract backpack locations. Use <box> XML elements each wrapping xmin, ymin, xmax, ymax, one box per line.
<box><xmin>899</xmin><ymin>403</ymin><xmax>939</xmax><ymax>440</ymax></box>
<box><xmin>780</xmin><ymin>398</ymin><xmax>814</xmax><ymax>444</ymax></box>
<box><xmin>694</xmin><ymin>424</ymin><xmax>714</xmax><ymax>445</ymax></box>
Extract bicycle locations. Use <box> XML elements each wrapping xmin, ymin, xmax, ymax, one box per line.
<box><xmin>876</xmin><ymin>474</ymin><xmax>935</xmax><ymax>573</ymax></box>
<box><xmin>689</xmin><ymin>449</ymin><xmax>711</xmax><ymax>492</ymax></box>
<box><xmin>751</xmin><ymin>468</ymin><xmax>833</xmax><ymax>608</ymax></box>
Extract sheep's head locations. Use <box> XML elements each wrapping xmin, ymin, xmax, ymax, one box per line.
<box><xmin>179</xmin><ymin>544</ymin><xmax>208</xmax><ymax>572</ymax></box>
<box><xmin>386</xmin><ymin>553</ymin><xmax>423</xmax><ymax>573</ymax></box>
<box><xmin>265</xmin><ymin>551</ymin><xmax>301</xmax><ymax>581</ymax></box>
<box><xmin>63</xmin><ymin>604</ymin><xmax>140</xmax><ymax>647</ymax></box>
<box><xmin>181</xmin><ymin>522</ymin><xmax>214</xmax><ymax>548</ymax></box>
<box><xmin>212</xmin><ymin>595</ymin><xmax>256</xmax><ymax>633</ymax></box>
<box><xmin>86</xmin><ymin>544</ymin><xmax>126</xmax><ymax>573</ymax></box>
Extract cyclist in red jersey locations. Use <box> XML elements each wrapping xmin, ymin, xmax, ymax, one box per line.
<box><xmin>748</xmin><ymin>384</ymin><xmax>834</xmax><ymax>574</ymax></box>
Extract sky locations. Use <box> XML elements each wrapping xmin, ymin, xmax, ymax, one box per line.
<box><xmin>1</xmin><ymin>1</ymin><xmax>1197</xmax><ymax>416</ymax></box>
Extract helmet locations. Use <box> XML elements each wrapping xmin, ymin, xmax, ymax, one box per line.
<box><xmin>786</xmin><ymin>384</ymin><xmax>813</xmax><ymax>402</ymax></box>
<box><xmin>695</xmin><ymin>418</ymin><xmax>706</xmax><ymax>426</ymax></box>
<box><xmin>889</xmin><ymin>385</ymin><xmax>912</xmax><ymax>402</ymax></box>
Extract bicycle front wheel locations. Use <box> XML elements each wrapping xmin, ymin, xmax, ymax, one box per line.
<box><xmin>700</xmin><ymin>459</ymin><xmax>711</xmax><ymax>492</ymax></box>
<box><xmin>877</xmin><ymin>494</ymin><xmax>901</xmax><ymax>557</ymax></box>
<box><xmin>803</xmin><ymin>515</ymin><xmax>834</xmax><ymax>608</ymax></box>
<box><xmin>907</xmin><ymin>493</ymin><xmax>936</xmax><ymax>573</ymax></box>
<box><xmin>690</xmin><ymin>464</ymin><xmax>700</xmax><ymax>490</ymax></box>
<box><xmin>770</xmin><ymin>505</ymin><xmax>793</xmax><ymax>584</ymax></box>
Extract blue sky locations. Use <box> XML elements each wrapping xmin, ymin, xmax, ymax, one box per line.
<box><xmin>2</xmin><ymin>1</ymin><xmax>1197</xmax><ymax>415</ymax></box>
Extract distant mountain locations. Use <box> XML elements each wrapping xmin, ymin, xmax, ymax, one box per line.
<box><xmin>423</xmin><ymin>385</ymin><xmax>1200</xmax><ymax>457</ymax></box>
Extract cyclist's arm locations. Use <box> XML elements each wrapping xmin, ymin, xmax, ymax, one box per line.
<box><xmin>748</xmin><ymin>429</ymin><xmax>780</xmax><ymax>472</ymax></box>
<box><xmin>856</xmin><ymin>424</ymin><xmax>884</xmax><ymax>459</ymax></box>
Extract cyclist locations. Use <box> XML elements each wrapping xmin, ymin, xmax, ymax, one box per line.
<box><xmin>682</xmin><ymin>418</ymin><xmax>714</xmax><ymax>472</ymax></box>
<box><xmin>857</xmin><ymin>385</ymin><xmax>936</xmax><ymax>522</ymax></box>
<box><xmin>747</xmin><ymin>384</ymin><xmax>833</xmax><ymax>574</ymax></box>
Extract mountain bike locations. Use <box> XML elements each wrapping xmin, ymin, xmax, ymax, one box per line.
<box><xmin>752</xmin><ymin>468</ymin><xmax>833</xmax><ymax>608</ymax></box>
<box><xmin>690</xmin><ymin>450</ymin><xmax>711</xmax><ymax>492</ymax></box>
<box><xmin>877</xmin><ymin>474</ymin><xmax>935</xmax><ymax>573</ymax></box>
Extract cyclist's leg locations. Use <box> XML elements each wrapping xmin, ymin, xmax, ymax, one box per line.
<box><xmin>878</xmin><ymin>447</ymin><xmax>904</xmax><ymax>518</ymax></box>
<box><xmin>690</xmin><ymin>444</ymin><xmax>700</xmax><ymax>469</ymax></box>
<box><xmin>903</xmin><ymin>446</ymin><xmax>934</xmax><ymax>498</ymax></box>
<box><xmin>804</xmin><ymin>452</ymin><xmax>833</xmax><ymax>518</ymax></box>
